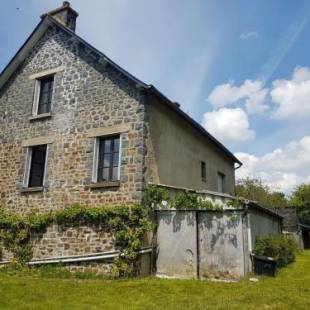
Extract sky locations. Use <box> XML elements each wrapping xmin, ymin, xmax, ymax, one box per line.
<box><xmin>1</xmin><ymin>0</ymin><xmax>310</xmax><ymax>194</ymax></box>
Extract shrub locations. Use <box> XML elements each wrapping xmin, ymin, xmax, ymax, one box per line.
<box><xmin>253</xmin><ymin>234</ymin><xmax>298</xmax><ymax>267</ymax></box>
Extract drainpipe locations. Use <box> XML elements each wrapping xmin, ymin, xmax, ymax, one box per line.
<box><xmin>243</xmin><ymin>200</ymin><xmax>253</xmax><ymax>273</ymax></box>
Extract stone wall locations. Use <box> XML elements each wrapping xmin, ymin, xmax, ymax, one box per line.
<box><xmin>0</xmin><ymin>223</ymin><xmax>115</xmax><ymax>261</ymax></box>
<box><xmin>0</xmin><ymin>25</ymin><xmax>147</xmax><ymax>214</ymax></box>
<box><xmin>31</xmin><ymin>224</ymin><xmax>115</xmax><ymax>259</ymax></box>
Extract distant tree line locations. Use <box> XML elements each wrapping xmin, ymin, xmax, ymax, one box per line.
<box><xmin>235</xmin><ymin>178</ymin><xmax>310</xmax><ymax>223</ymax></box>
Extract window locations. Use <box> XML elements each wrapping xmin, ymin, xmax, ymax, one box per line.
<box><xmin>201</xmin><ymin>161</ymin><xmax>207</xmax><ymax>182</ymax></box>
<box><xmin>34</xmin><ymin>75</ymin><xmax>54</xmax><ymax>115</ymax></box>
<box><xmin>97</xmin><ymin>135</ymin><xmax>120</xmax><ymax>182</ymax></box>
<box><xmin>24</xmin><ymin>145</ymin><xmax>47</xmax><ymax>188</ymax></box>
<box><xmin>217</xmin><ymin>172</ymin><xmax>225</xmax><ymax>193</ymax></box>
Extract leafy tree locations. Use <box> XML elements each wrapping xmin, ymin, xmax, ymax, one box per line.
<box><xmin>235</xmin><ymin>177</ymin><xmax>288</xmax><ymax>209</ymax></box>
<box><xmin>290</xmin><ymin>184</ymin><xmax>310</xmax><ymax>223</ymax></box>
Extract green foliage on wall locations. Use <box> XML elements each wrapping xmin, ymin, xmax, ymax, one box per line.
<box><xmin>0</xmin><ymin>186</ymin><xmax>235</xmax><ymax>276</ymax></box>
<box><xmin>144</xmin><ymin>186</ymin><xmax>225</xmax><ymax>210</ymax></box>
<box><xmin>0</xmin><ymin>204</ymin><xmax>153</xmax><ymax>277</ymax></box>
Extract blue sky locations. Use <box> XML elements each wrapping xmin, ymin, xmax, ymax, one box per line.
<box><xmin>1</xmin><ymin>0</ymin><xmax>310</xmax><ymax>193</ymax></box>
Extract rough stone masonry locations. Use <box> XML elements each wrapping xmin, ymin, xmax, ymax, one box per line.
<box><xmin>0</xmin><ymin>22</ymin><xmax>148</xmax><ymax>266</ymax></box>
<box><xmin>0</xmin><ymin>25</ymin><xmax>147</xmax><ymax>215</ymax></box>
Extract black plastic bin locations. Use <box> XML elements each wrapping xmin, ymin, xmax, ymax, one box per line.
<box><xmin>252</xmin><ymin>255</ymin><xmax>277</xmax><ymax>276</ymax></box>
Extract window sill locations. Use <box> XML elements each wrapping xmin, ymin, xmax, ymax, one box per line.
<box><xmin>20</xmin><ymin>187</ymin><xmax>44</xmax><ymax>193</ymax></box>
<box><xmin>29</xmin><ymin>112</ymin><xmax>52</xmax><ymax>121</ymax></box>
<box><xmin>86</xmin><ymin>181</ymin><xmax>120</xmax><ymax>189</ymax></box>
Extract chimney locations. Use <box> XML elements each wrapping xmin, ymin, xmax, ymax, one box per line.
<box><xmin>41</xmin><ymin>2</ymin><xmax>79</xmax><ymax>32</ymax></box>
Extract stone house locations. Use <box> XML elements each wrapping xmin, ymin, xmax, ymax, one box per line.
<box><xmin>0</xmin><ymin>2</ymin><xmax>246</xmax><ymax>272</ymax></box>
<box><xmin>0</xmin><ymin>2</ymin><xmax>241</xmax><ymax>214</ymax></box>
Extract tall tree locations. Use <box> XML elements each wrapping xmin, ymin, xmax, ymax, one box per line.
<box><xmin>290</xmin><ymin>184</ymin><xmax>310</xmax><ymax>223</ymax></box>
<box><xmin>235</xmin><ymin>177</ymin><xmax>288</xmax><ymax>209</ymax></box>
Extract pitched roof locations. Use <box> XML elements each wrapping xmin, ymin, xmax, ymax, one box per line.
<box><xmin>0</xmin><ymin>15</ymin><xmax>242</xmax><ymax>165</ymax></box>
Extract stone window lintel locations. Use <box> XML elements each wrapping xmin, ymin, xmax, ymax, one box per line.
<box><xmin>28</xmin><ymin>66</ymin><xmax>65</xmax><ymax>80</ymax></box>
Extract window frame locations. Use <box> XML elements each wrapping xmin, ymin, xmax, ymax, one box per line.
<box><xmin>23</xmin><ymin>144</ymin><xmax>49</xmax><ymax>188</ymax></box>
<box><xmin>217</xmin><ymin>171</ymin><xmax>226</xmax><ymax>193</ymax></box>
<box><xmin>92</xmin><ymin>134</ymin><xmax>122</xmax><ymax>183</ymax></box>
<box><xmin>32</xmin><ymin>74</ymin><xmax>55</xmax><ymax>116</ymax></box>
<box><xmin>201</xmin><ymin>161</ymin><xmax>207</xmax><ymax>183</ymax></box>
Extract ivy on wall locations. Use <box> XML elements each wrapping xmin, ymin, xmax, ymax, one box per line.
<box><xmin>0</xmin><ymin>204</ymin><xmax>153</xmax><ymax>277</ymax></box>
<box><xmin>0</xmin><ymin>186</ymin><xmax>233</xmax><ymax>277</ymax></box>
<box><xmin>143</xmin><ymin>186</ymin><xmax>225</xmax><ymax>210</ymax></box>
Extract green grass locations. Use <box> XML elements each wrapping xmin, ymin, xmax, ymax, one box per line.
<box><xmin>0</xmin><ymin>251</ymin><xmax>309</xmax><ymax>310</ymax></box>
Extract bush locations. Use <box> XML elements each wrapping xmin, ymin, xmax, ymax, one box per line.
<box><xmin>253</xmin><ymin>234</ymin><xmax>298</xmax><ymax>267</ymax></box>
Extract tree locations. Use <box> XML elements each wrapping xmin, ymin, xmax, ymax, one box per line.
<box><xmin>290</xmin><ymin>184</ymin><xmax>310</xmax><ymax>223</ymax></box>
<box><xmin>235</xmin><ymin>177</ymin><xmax>288</xmax><ymax>209</ymax></box>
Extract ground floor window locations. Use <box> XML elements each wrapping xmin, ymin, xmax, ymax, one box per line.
<box><xmin>95</xmin><ymin>135</ymin><xmax>121</xmax><ymax>182</ymax></box>
<box><xmin>24</xmin><ymin>144</ymin><xmax>47</xmax><ymax>187</ymax></box>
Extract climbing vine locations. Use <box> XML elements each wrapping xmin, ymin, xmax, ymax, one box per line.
<box><xmin>0</xmin><ymin>204</ymin><xmax>153</xmax><ymax>277</ymax></box>
<box><xmin>0</xmin><ymin>186</ymin><xmax>236</xmax><ymax>276</ymax></box>
<box><xmin>143</xmin><ymin>186</ymin><xmax>224</xmax><ymax>210</ymax></box>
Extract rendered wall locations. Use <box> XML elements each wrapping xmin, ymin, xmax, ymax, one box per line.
<box><xmin>146</xmin><ymin>99</ymin><xmax>236</xmax><ymax>194</ymax></box>
<box><xmin>156</xmin><ymin>210</ymin><xmax>246</xmax><ymax>279</ymax></box>
<box><xmin>249</xmin><ymin>209</ymin><xmax>282</xmax><ymax>248</ymax></box>
<box><xmin>156</xmin><ymin>211</ymin><xmax>198</xmax><ymax>279</ymax></box>
<box><xmin>198</xmin><ymin>211</ymin><xmax>245</xmax><ymax>279</ymax></box>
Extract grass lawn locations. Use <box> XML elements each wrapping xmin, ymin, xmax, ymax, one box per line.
<box><xmin>0</xmin><ymin>251</ymin><xmax>309</xmax><ymax>310</ymax></box>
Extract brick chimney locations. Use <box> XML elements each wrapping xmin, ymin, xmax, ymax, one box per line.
<box><xmin>41</xmin><ymin>1</ymin><xmax>79</xmax><ymax>32</ymax></box>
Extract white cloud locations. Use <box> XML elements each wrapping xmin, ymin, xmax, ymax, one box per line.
<box><xmin>207</xmin><ymin>79</ymin><xmax>268</xmax><ymax>114</ymax></box>
<box><xmin>271</xmin><ymin>66</ymin><xmax>310</xmax><ymax>119</ymax></box>
<box><xmin>240</xmin><ymin>31</ymin><xmax>258</xmax><ymax>40</ymax></box>
<box><xmin>202</xmin><ymin>108</ymin><xmax>255</xmax><ymax>144</ymax></box>
<box><xmin>235</xmin><ymin>136</ymin><xmax>310</xmax><ymax>193</ymax></box>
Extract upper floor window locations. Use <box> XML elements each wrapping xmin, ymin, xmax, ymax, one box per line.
<box><xmin>23</xmin><ymin>144</ymin><xmax>48</xmax><ymax>188</ymax></box>
<box><xmin>217</xmin><ymin>172</ymin><xmax>225</xmax><ymax>193</ymax></box>
<box><xmin>96</xmin><ymin>135</ymin><xmax>120</xmax><ymax>182</ymax></box>
<box><xmin>32</xmin><ymin>75</ymin><xmax>54</xmax><ymax>116</ymax></box>
<box><xmin>37</xmin><ymin>76</ymin><xmax>54</xmax><ymax>114</ymax></box>
<box><xmin>201</xmin><ymin>161</ymin><xmax>207</xmax><ymax>182</ymax></box>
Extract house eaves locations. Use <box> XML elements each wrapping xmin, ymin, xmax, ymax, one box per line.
<box><xmin>247</xmin><ymin>201</ymin><xmax>284</xmax><ymax>220</ymax></box>
<box><xmin>0</xmin><ymin>15</ymin><xmax>241</xmax><ymax>166</ymax></box>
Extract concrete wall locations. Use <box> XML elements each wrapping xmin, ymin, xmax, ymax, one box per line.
<box><xmin>249</xmin><ymin>209</ymin><xmax>282</xmax><ymax>249</ymax></box>
<box><xmin>198</xmin><ymin>211</ymin><xmax>245</xmax><ymax>279</ymax></box>
<box><xmin>0</xmin><ymin>25</ymin><xmax>147</xmax><ymax>214</ymax></box>
<box><xmin>146</xmin><ymin>99</ymin><xmax>236</xmax><ymax>194</ymax></box>
<box><xmin>156</xmin><ymin>211</ymin><xmax>197</xmax><ymax>279</ymax></box>
<box><xmin>156</xmin><ymin>210</ymin><xmax>246</xmax><ymax>279</ymax></box>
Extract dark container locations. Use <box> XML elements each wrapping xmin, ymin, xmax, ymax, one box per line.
<box><xmin>253</xmin><ymin>255</ymin><xmax>277</xmax><ymax>277</ymax></box>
